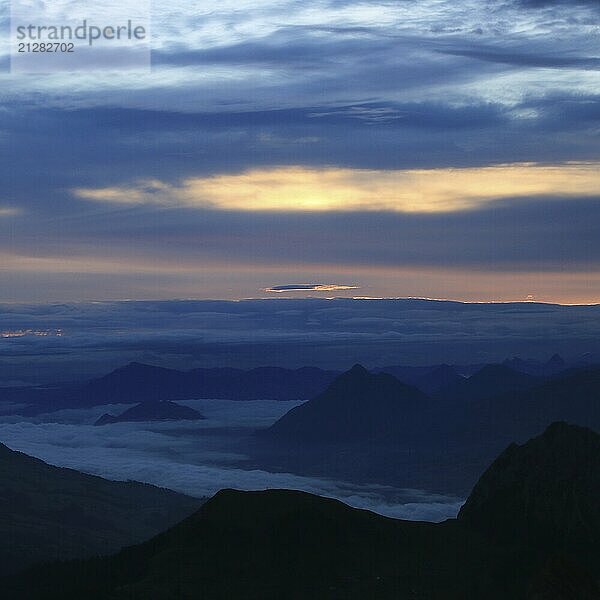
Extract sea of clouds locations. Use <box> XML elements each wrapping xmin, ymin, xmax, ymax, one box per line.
<box><xmin>0</xmin><ymin>398</ymin><xmax>464</xmax><ymax>522</ymax></box>
<box><xmin>2</xmin><ymin>298</ymin><xmax>599</xmax><ymax>386</ymax></box>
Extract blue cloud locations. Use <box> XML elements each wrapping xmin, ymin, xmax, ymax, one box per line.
<box><xmin>1</xmin><ymin>298</ymin><xmax>600</xmax><ymax>384</ymax></box>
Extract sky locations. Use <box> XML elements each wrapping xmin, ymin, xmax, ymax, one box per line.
<box><xmin>0</xmin><ymin>0</ymin><xmax>600</xmax><ymax>303</ymax></box>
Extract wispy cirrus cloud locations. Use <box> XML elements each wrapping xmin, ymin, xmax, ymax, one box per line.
<box><xmin>439</xmin><ymin>48</ymin><xmax>600</xmax><ymax>70</ymax></box>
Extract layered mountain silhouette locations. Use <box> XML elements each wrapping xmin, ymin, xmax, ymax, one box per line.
<box><xmin>414</xmin><ymin>363</ymin><xmax>465</xmax><ymax>394</ymax></box>
<box><xmin>435</xmin><ymin>363</ymin><xmax>540</xmax><ymax>402</ymax></box>
<box><xmin>380</xmin><ymin>363</ymin><xmax>485</xmax><ymax>384</ymax></box>
<box><xmin>503</xmin><ymin>353</ymin><xmax>566</xmax><ymax>377</ymax></box>
<box><xmin>95</xmin><ymin>400</ymin><xmax>204</xmax><ymax>425</ymax></box>
<box><xmin>447</xmin><ymin>363</ymin><xmax>600</xmax><ymax>446</ymax></box>
<box><xmin>5</xmin><ymin>362</ymin><xmax>339</xmax><ymax>415</ymax></box>
<box><xmin>0</xmin><ymin>443</ymin><xmax>202</xmax><ymax>577</ymax></box>
<box><xmin>6</xmin><ymin>422</ymin><xmax>599</xmax><ymax>599</ymax></box>
<box><xmin>253</xmin><ymin>363</ymin><xmax>600</xmax><ymax>494</ymax></box>
<box><xmin>0</xmin><ymin>356</ymin><xmax>580</xmax><ymax>418</ymax></box>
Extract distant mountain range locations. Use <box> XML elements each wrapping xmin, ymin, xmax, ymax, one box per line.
<box><xmin>0</xmin><ymin>352</ymin><xmax>584</xmax><ymax>417</ymax></box>
<box><xmin>377</xmin><ymin>353</ymin><xmax>570</xmax><ymax>389</ymax></box>
<box><xmin>0</xmin><ymin>443</ymin><xmax>202</xmax><ymax>577</ymax></box>
<box><xmin>0</xmin><ymin>362</ymin><xmax>340</xmax><ymax>414</ymax></box>
<box><xmin>407</xmin><ymin>353</ymin><xmax>570</xmax><ymax>382</ymax></box>
<box><xmin>433</xmin><ymin>363</ymin><xmax>540</xmax><ymax>402</ymax></box>
<box><xmin>503</xmin><ymin>353</ymin><xmax>566</xmax><ymax>377</ymax></box>
<box><xmin>0</xmin><ymin>353</ymin><xmax>577</xmax><ymax>416</ymax></box>
<box><xmin>95</xmin><ymin>400</ymin><xmax>205</xmax><ymax>425</ymax></box>
<box><xmin>414</xmin><ymin>363</ymin><xmax>466</xmax><ymax>395</ymax></box>
<box><xmin>3</xmin><ymin>354</ymin><xmax>597</xmax><ymax>497</ymax></box>
<box><xmin>5</xmin><ymin>422</ymin><xmax>599</xmax><ymax>599</ymax></box>
<box><xmin>254</xmin><ymin>362</ymin><xmax>600</xmax><ymax>494</ymax></box>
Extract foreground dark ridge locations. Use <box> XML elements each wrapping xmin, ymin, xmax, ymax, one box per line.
<box><xmin>6</xmin><ymin>422</ymin><xmax>599</xmax><ymax>599</ymax></box>
<box><xmin>0</xmin><ymin>443</ymin><xmax>203</xmax><ymax>577</ymax></box>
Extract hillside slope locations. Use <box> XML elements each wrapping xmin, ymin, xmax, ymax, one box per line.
<box><xmin>0</xmin><ymin>443</ymin><xmax>202</xmax><ymax>576</ymax></box>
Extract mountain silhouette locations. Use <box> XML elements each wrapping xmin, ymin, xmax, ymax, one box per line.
<box><xmin>0</xmin><ymin>443</ymin><xmax>202</xmax><ymax>577</ymax></box>
<box><xmin>448</xmin><ymin>364</ymin><xmax>600</xmax><ymax>449</ymax></box>
<box><xmin>414</xmin><ymin>363</ymin><xmax>464</xmax><ymax>394</ymax></box>
<box><xmin>12</xmin><ymin>363</ymin><xmax>339</xmax><ymax>415</ymax></box>
<box><xmin>6</xmin><ymin>422</ymin><xmax>598</xmax><ymax>599</ymax></box>
<box><xmin>503</xmin><ymin>354</ymin><xmax>567</xmax><ymax>377</ymax></box>
<box><xmin>376</xmin><ymin>364</ymin><xmax>437</xmax><ymax>384</ymax></box>
<box><xmin>435</xmin><ymin>363</ymin><xmax>540</xmax><ymax>402</ymax></box>
<box><xmin>83</xmin><ymin>362</ymin><xmax>190</xmax><ymax>403</ymax></box>
<box><xmin>458</xmin><ymin>421</ymin><xmax>600</xmax><ymax>549</ymax></box>
<box><xmin>252</xmin><ymin>364</ymin><xmax>600</xmax><ymax>495</ymax></box>
<box><xmin>265</xmin><ymin>364</ymin><xmax>428</xmax><ymax>442</ymax></box>
<box><xmin>95</xmin><ymin>400</ymin><xmax>204</xmax><ymax>425</ymax></box>
<box><xmin>194</xmin><ymin>365</ymin><xmax>339</xmax><ymax>401</ymax></box>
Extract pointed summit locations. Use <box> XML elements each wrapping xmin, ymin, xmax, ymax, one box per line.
<box><xmin>547</xmin><ymin>353</ymin><xmax>565</xmax><ymax>365</ymax></box>
<box><xmin>545</xmin><ymin>353</ymin><xmax>566</xmax><ymax>372</ymax></box>
<box><xmin>348</xmin><ymin>363</ymin><xmax>369</xmax><ymax>376</ymax></box>
<box><xmin>334</xmin><ymin>363</ymin><xmax>371</xmax><ymax>384</ymax></box>
<box><xmin>79</xmin><ymin>362</ymin><xmax>191</xmax><ymax>404</ymax></box>
<box><xmin>117</xmin><ymin>361</ymin><xmax>151</xmax><ymax>371</ymax></box>
<box><xmin>107</xmin><ymin>362</ymin><xmax>177</xmax><ymax>377</ymax></box>
<box><xmin>265</xmin><ymin>365</ymin><xmax>427</xmax><ymax>443</ymax></box>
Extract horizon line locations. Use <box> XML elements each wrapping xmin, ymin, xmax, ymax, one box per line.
<box><xmin>0</xmin><ymin>296</ymin><xmax>599</xmax><ymax>307</ymax></box>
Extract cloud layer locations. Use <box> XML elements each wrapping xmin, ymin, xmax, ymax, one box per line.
<box><xmin>1</xmin><ymin>298</ymin><xmax>599</xmax><ymax>385</ymax></box>
<box><xmin>0</xmin><ymin>0</ymin><xmax>599</xmax><ymax>301</ymax></box>
<box><xmin>0</xmin><ymin>399</ymin><xmax>464</xmax><ymax>522</ymax></box>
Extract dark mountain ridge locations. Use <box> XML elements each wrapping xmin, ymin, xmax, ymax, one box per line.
<box><xmin>0</xmin><ymin>442</ymin><xmax>202</xmax><ymax>577</ymax></box>
<box><xmin>459</xmin><ymin>421</ymin><xmax>600</xmax><ymax>551</ymax></box>
<box><xmin>6</xmin><ymin>422</ymin><xmax>599</xmax><ymax>599</ymax></box>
